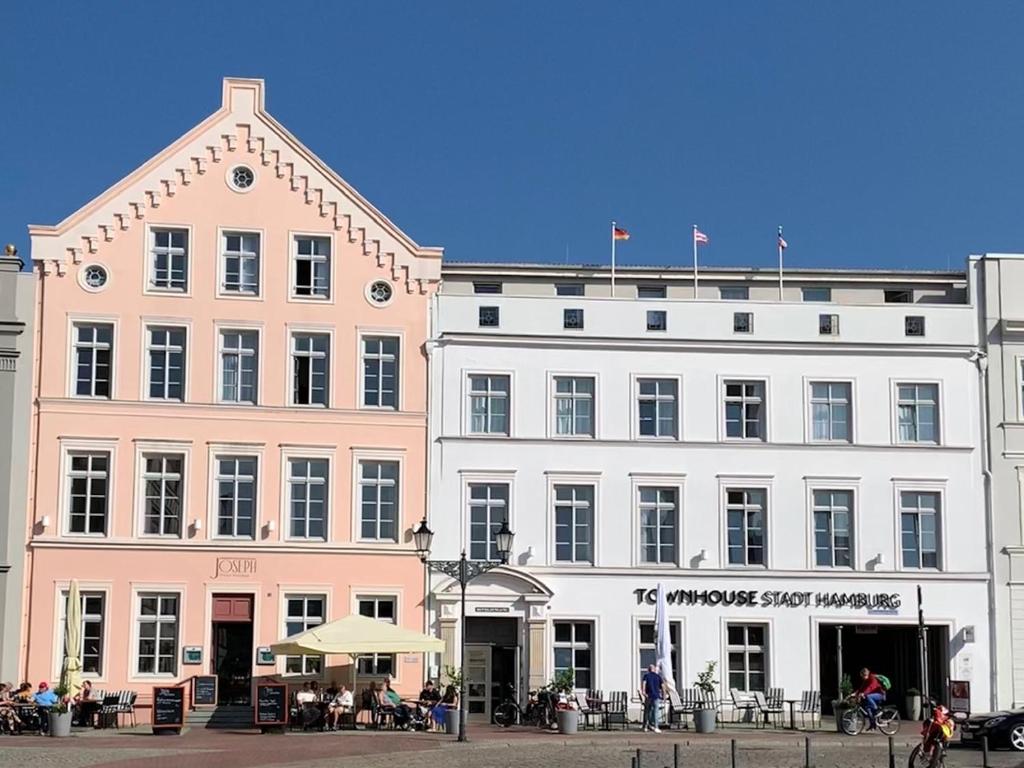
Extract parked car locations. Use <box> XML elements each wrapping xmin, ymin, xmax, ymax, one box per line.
<box><xmin>960</xmin><ymin>708</ymin><xmax>1024</xmax><ymax>751</ymax></box>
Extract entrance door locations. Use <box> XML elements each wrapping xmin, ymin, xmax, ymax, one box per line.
<box><xmin>211</xmin><ymin>595</ymin><xmax>254</xmax><ymax>705</ymax></box>
<box><xmin>465</xmin><ymin>645</ymin><xmax>492</xmax><ymax>721</ymax></box>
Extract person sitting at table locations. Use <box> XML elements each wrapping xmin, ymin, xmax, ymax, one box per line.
<box><xmin>14</xmin><ymin>682</ymin><xmax>33</xmax><ymax>702</ymax></box>
<box><xmin>326</xmin><ymin>685</ymin><xmax>353</xmax><ymax>730</ymax></box>
<box><xmin>0</xmin><ymin>683</ymin><xmax>24</xmax><ymax>734</ymax></box>
<box><xmin>432</xmin><ymin>684</ymin><xmax>458</xmax><ymax>731</ymax></box>
<box><xmin>295</xmin><ymin>681</ymin><xmax>320</xmax><ymax>729</ymax></box>
<box><xmin>33</xmin><ymin>682</ymin><xmax>58</xmax><ymax>734</ymax></box>
<box><xmin>418</xmin><ymin>680</ymin><xmax>441</xmax><ymax>729</ymax></box>
<box><xmin>73</xmin><ymin>680</ymin><xmax>100</xmax><ymax>727</ymax></box>
<box><xmin>309</xmin><ymin>680</ymin><xmax>322</xmax><ymax>701</ymax></box>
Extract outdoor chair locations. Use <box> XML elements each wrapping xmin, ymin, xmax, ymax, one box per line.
<box><xmin>667</xmin><ymin>687</ymin><xmax>696</xmax><ymax>729</ymax></box>
<box><xmin>797</xmin><ymin>690</ymin><xmax>821</xmax><ymax>729</ymax></box>
<box><xmin>767</xmin><ymin>687</ymin><xmax>784</xmax><ymax>709</ymax></box>
<box><xmin>97</xmin><ymin>693</ymin><xmax>122</xmax><ymax>729</ymax></box>
<box><xmin>603</xmin><ymin>691</ymin><xmax>628</xmax><ymax>730</ymax></box>
<box><xmin>729</xmin><ymin>688</ymin><xmax>756</xmax><ymax>724</ymax></box>
<box><xmin>576</xmin><ymin>693</ymin><xmax>602</xmax><ymax>730</ymax></box>
<box><xmin>753</xmin><ymin>691</ymin><xmax>784</xmax><ymax>728</ymax></box>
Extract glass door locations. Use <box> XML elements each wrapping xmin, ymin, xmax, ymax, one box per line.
<box><xmin>465</xmin><ymin>644</ymin><xmax>492</xmax><ymax>721</ymax></box>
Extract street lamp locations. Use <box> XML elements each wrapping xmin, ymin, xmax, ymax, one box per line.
<box><xmin>414</xmin><ymin>517</ymin><xmax>514</xmax><ymax>743</ymax></box>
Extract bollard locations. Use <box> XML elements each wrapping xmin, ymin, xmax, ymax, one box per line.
<box><xmin>982</xmin><ymin>735</ymin><xmax>990</xmax><ymax>768</ymax></box>
<box><xmin>631</xmin><ymin>757</ymin><xmax>637</xmax><ymax>768</ymax></box>
<box><xmin>636</xmin><ymin>747</ymin><xmax>643</xmax><ymax>768</ymax></box>
<box><xmin>804</xmin><ymin>736</ymin><xmax>813</xmax><ymax>768</ymax></box>
<box><xmin>731</xmin><ymin>738</ymin><xmax>738</xmax><ymax>768</ymax></box>
<box><xmin>887</xmin><ymin>736</ymin><xmax>895</xmax><ymax>768</ymax></box>
<box><xmin>674</xmin><ymin>742</ymin><xmax>681</xmax><ymax>768</ymax></box>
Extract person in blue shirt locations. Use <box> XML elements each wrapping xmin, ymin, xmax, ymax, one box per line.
<box><xmin>639</xmin><ymin>664</ymin><xmax>665</xmax><ymax>733</ymax></box>
<box><xmin>33</xmin><ymin>681</ymin><xmax>58</xmax><ymax>734</ymax></box>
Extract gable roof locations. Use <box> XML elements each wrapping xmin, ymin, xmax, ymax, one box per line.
<box><xmin>28</xmin><ymin>78</ymin><xmax>441</xmax><ymax>290</ymax></box>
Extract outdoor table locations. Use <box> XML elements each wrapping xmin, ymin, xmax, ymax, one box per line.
<box><xmin>784</xmin><ymin>699</ymin><xmax>800</xmax><ymax>730</ymax></box>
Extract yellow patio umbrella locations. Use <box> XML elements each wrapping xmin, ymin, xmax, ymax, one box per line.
<box><xmin>270</xmin><ymin>613</ymin><xmax>444</xmax><ymax>656</ymax></box>
<box><xmin>59</xmin><ymin>580</ymin><xmax>83</xmax><ymax>698</ymax></box>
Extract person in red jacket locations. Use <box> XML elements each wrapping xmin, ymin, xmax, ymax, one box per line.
<box><xmin>855</xmin><ymin>668</ymin><xmax>886</xmax><ymax>728</ymax></box>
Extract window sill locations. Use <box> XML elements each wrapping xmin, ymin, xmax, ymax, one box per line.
<box><xmin>217</xmin><ymin>292</ymin><xmax>264</xmax><ymax>301</ymax></box>
<box><xmin>145</xmin><ymin>288</ymin><xmax>190</xmax><ymax>297</ymax></box>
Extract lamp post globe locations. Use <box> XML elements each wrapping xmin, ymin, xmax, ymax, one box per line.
<box><xmin>495</xmin><ymin>520</ymin><xmax>515</xmax><ymax>564</ymax></box>
<box><xmin>413</xmin><ymin>518</ymin><xmax>434</xmax><ymax>561</ymax></box>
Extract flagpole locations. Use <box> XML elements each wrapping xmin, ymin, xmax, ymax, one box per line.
<box><xmin>610</xmin><ymin>220</ymin><xmax>617</xmax><ymax>298</ymax></box>
<box><xmin>692</xmin><ymin>224</ymin><xmax>699</xmax><ymax>299</ymax></box>
<box><xmin>777</xmin><ymin>225</ymin><xmax>784</xmax><ymax>301</ymax></box>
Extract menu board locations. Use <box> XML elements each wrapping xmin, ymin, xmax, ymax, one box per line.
<box><xmin>193</xmin><ymin>676</ymin><xmax>217</xmax><ymax>707</ymax></box>
<box><xmin>949</xmin><ymin>680</ymin><xmax>971</xmax><ymax>715</ymax></box>
<box><xmin>255</xmin><ymin>683</ymin><xmax>287</xmax><ymax>727</ymax></box>
<box><xmin>152</xmin><ymin>686</ymin><xmax>185</xmax><ymax>731</ymax></box>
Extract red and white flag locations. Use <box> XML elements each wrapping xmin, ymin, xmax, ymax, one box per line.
<box><xmin>694</xmin><ymin>228</ymin><xmax>709</xmax><ymax>245</ymax></box>
<box><xmin>777</xmin><ymin>227</ymin><xmax>788</xmax><ymax>250</ymax></box>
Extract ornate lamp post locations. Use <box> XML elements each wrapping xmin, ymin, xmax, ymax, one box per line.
<box><xmin>413</xmin><ymin>517</ymin><xmax>514</xmax><ymax>743</ymax></box>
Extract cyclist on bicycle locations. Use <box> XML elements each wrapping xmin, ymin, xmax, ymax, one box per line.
<box><xmin>854</xmin><ymin>668</ymin><xmax>887</xmax><ymax>730</ymax></box>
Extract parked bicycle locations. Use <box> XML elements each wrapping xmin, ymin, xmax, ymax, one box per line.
<box><xmin>493</xmin><ymin>684</ymin><xmax>555</xmax><ymax>728</ymax></box>
<box><xmin>840</xmin><ymin>695</ymin><xmax>901</xmax><ymax>736</ymax></box>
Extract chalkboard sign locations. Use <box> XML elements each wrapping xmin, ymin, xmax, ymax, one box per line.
<box><xmin>193</xmin><ymin>675</ymin><xmax>217</xmax><ymax>707</ymax></box>
<box><xmin>254</xmin><ymin>683</ymin><xmax>287</xmax><ymax>727</ymax></box>
<box><xmin>152</xmin><ymin>686</ymin><xmax>185</xmax><ymax>732</ymax></box>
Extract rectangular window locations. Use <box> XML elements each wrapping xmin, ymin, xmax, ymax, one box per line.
<box><xmin>215</xmin><ymin>456</ymin><xmax>257</xmax><ymax>539</ymax></box>
<box><xmin>473</xmin><ymin>282</ymin><xmax>502</xmax><ymax>294</ymax></box>
<box><xmin>362</xmin><ymin>336</ymin><xmax>399</xmax><ymax>409</ymax></box>
<box><xmin>638</xmin><ymin>621</ymin><xmax>680</xmax><ymax>688</ymax></box>
<box><xmin>637</xmin><ymin>284</ymin><xmax>666</xmax><ymax>299</ymax></box>
<box><xmin>468</xmin><ymin>483</ymin><xmax>509</xmax><ymax>561</ymax></box>
<box><xmin>819</xmin><ymin>314</ymin><xmax>839</xmax><ymax>335</ymax></box>
<box><xmin>219</xmin><ymin>330</ymin><xmax>258</xmax><ymax>404</ymax></box>
<box><xmin>733</xmin><ymin>312</ymin><xmax>753</xmax><ymax>333</ymax></box>
<box><xmin>724</xmin><ymin>380</ymin><xmax>765</xmax><ymax>440</ymax></box>
<box><xmin>901</xmin><ymin>491</ymin><xmax>941</xmax><ymax>569</ymax></box>
<box><xmin>726</xmin><ymin>488</ymin><xmax>766</xmax><ymax>566</ymax></box>
<box><xmin>61</xmin><ymin>591</ymin><xmax>105</xmax><ymax>676</ymax></box>
<box><xmin>721</xmin><ymin>286</ymin><xmax>749</xmax><ymax>300</ymax></box>
<box><xmin>554</xmin><ymin>484</ymin><xmax>594</xmax><ymax>564</ymax></box>
<box><xmin>885</xmin><ymin>289</ymin><xmax>913</xmax><ymax>303</ymax></box>
<box><xmin>142</xmin><ymin>454</ymin><xmax>183</xmax><ymax>537</ymax></box>
<box><xmin>556</xmin><ymin>283</ymin><xmax>585</xmax><ymax>296</ymax></box>
<box><xmin>639</xmin><ymin>487</ymin><xmax>677</xmax><ymax>564</ymax></box>
<box><xmin>356</xmin><ymin>597</ymin><xmax>396</xmax><ymax>675</ymax></box>
<box><xmin>73</xmin><ymin>323</ymin><xmax>113</xmax><ymax>398</ymax></box>
<box><xmin>637</xmin><ymin>378</ymin><xmax>678</xmax><ymax>438</ymax></box>
<box><xmin>468</xmin><ymin>375</ymin><xmax>510</xmax><ymax>435</ymax></box>
<box><xmin>479</xmin><ymin>306</ymin><xmax>500</xmax><ymax>327</ymax></box>
<box><xmin>810</xmin><ymin>382</ymin><xmax>851</xmax><ymax>442</ymax></box>
<box><xmin>646</xmin><ymin>310</ymin><xmax>667</xmax><ymax>332</ymax></box>
<box><xmin>813</xmin><ymin>490</ymin><xmax>852</xmax><ymax>567</ymax></box>
<box><xmin>563</xmin><ymin>308</ymin><xmax>584</xmax><ymax>330</ymax></box>
<box><xmin>359</xmin><ymin>461</ymin><xmax>398</xmax><ymax>541</ymax></box>
<box><xmin>149</xmin><ymin>228</ymin><xmax>188</xmax><ymax>292</ymax></box>
<box><xmin>897</xmin><ymin>383</ymin><xmax>939</xmax><ymax>444</ymax></box>
<box><xmin>726</xmin><ymin>624</ymin><xmax>767</xmax><ymax>693</ymax></box>
<box><xmin>553</xmin><ymin>621</ymin><xmax>592</xmax><ymax>689</ymax></box>
<box><xmin>905</xmin><ymin>316</ymin><xmax>926</xmax><ymax>337</ymax></box>
<box><xmin>802</xmin><ymin>287</ymin><xmax>832</xmax><ymax>302</ymax></box>
<box><xmin>147</xmin><ymin>326</ymin><xmax>185</xmax><ymax>401</ymax></box>
<box><xmin>135</xmin><ymin>593</ymin><xmax>179</xmax><ymax>675</ymax></box>
<box><xmin>292</xmin><ymin>333</ymin><xmax>329</xmax><ymax>406</ymax></box>
<box><xmin>284</xmin><ymin>595</ymin><xmax>325</xmax><ymax>675</ymax></box>
<box><xmin>293</xmin><ymin>236</ymin><xmax>331</xmax><ymax>298</ymax></box>
<box><xmin>67</xmin><ymin>452</ymin><xmax>109</xmax><ymax>535</ymax></box>
<box><xmin>222</xmin><ymin>232</ymin><xmax>260</xmax><ymax>295</ymax></box>
<box><xmin>553</xmin><ymin>376</ymin><xmax>594</xmax><ymax>437</ymax></box>
<box><xmin>288</xmin><ymin>458</ymin><xmax>328</xmax><ymax>540</ymax></box>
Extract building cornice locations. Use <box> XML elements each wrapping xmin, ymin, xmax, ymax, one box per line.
<box><xmin>524</xmin><ymin>565</ymin><xmax>990</xmax><ymax>582</ymax></box>
<box><xmin>28</xmin><ymin>539</ymin><xmax>421</xmax><ymax>556</ymax></box>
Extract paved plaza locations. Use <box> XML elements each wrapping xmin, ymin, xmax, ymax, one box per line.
<box><xmin>0</xmin><ymin>726</ymin><xmax>1019</xmax><ymax>768</ymax></box>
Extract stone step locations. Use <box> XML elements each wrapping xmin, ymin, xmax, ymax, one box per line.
<box><xmin>186</xmin><ymin>705</ymin><xmax>255</xmax><ymax>729</ymax></box>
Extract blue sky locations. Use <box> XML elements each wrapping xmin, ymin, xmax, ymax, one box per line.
<box><xmin>4</xmin><ymin>2</ymin><xmax>1024</xmax><ymax>271</ymax></box>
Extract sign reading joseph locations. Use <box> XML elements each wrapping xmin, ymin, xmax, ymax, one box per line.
<box><xmin>634</xmin><ymin>588</ymin><xmax>901</xmax><ymax>610</ymax></box>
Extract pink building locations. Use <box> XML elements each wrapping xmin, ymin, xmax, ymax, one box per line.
<box><xmin>24</xmin><ymin>78</ymin><xmax>441</xmax><ymax>716</ymax></box>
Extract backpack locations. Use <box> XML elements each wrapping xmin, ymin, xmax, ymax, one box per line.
<box><xmin>875</xmin><ymin>674</ymin><xmax>892</xmax><ymax>691</ymax></box>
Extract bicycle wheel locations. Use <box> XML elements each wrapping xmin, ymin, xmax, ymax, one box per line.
<box><xmin>877</xmin><ymin>707</ymin><xmax>901</xmax><ymax>736</ymax></box>
<box><xmin>840</xmin><ymin>707</ymin><xmax>864</xmax><ymax>735</ymax></box>
<box><xmin>493</xmin><ymin>702</ymin><xmax>518</xmax><ymax>728</ymax></box>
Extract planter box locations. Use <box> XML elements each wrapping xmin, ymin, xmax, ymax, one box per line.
<box><xmin>48</xmin><ymin>711</ymin><xmax>72</xmax><ymax>738</ymax></box>
<box><xmin>444</xmin><ymin>708</ymin><xmax>462</xmax><ymax>736</ymax></box>
<box><xmin>906</xmin><ymin>695</ymin><xmax>922</xmax><ymax>721</ymax></box>
<box><xmin>557</xmin><ymin>709</ymin><xmax>579</xmax><ymax>734</ymax></box>
<box><xmin>694</xmin><ymin>708</ymin><xmax>717</xmax><ymax>733</ymax></box>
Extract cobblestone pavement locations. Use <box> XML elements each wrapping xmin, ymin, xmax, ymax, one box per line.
<box><xmin>1</xmin><ymin>727</ymin><xmax>1021</xmax><ymax>768</ymax></box>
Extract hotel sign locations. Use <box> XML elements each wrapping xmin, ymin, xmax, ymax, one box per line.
<box><xmin>634</xmin><ymin>588</ymin><xmax>901</xmax><ymax>611</ymax></box>
<box><xmin>214</xmin><ymin>558</ymin><xmax>257</xmax><ymax>578</ymax></box>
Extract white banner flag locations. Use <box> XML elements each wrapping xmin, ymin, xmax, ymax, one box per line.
<box><xmin>655</xmin><ymin>582</ymin><xmax>677</xmax><ymax>695</ymax></box>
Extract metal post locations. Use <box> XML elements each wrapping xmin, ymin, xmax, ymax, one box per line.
<box><xmin>922</xmin><ymin>626</ymin><xmax>931</xmax><ymax>714</ymax></box>
<box><xmin>982</xmin><ymin>735</ymin><xmax>990</xmax><ymax>768</ymax></box>
<box><xmin>804</xmin><ymin>736</ymin><xmax>812</xmax><ymax>768</ymax></box>
<box><xmin>887</xmin><ymin>736</ymin><xmax>895</xmax><ymax>768</ymax></box>
<box><xmin>458</xmin><ymin>555</ymin><xmax>467</xmax><ymax>743</ymax></box>
<box><xmin>917</xmin><ymin>586</ymin><xmax>927</xmax><ymax>710</ymax></box>
<box><xmin>835</xmin><ymin>625</ymin><xmax>844</xmax><ymax>700</ymax></box>
<box><xmin>631</xmin><ymin>758</ymin><xmax>638</xmax><ymax>768</ymax></box>
<box><xmin>731</xmin><ymin>738</ymin><xmax>737</xmax><ymax>768</ymax></box>
<box><xmin>636</xmin><ymin>747</ymin><xmax>642</xmax><ymax>768</ymax></box>
<box><xmin>674</xmin><ymin>742</ymin><xmax>680</xmax><ymax>768</ymax></box>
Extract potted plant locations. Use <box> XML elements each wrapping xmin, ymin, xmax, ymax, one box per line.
<box><xmin>693</xmin><ymin>660</ymin><xmax>718</xmax><ymax>733</ymax></box>
<box><xmin>831</xmin><ymin>674</ymin><xmax>854</xmax><ymax>732</ymax></box>
<box><xmin>442</xmin><ymin>665</ymin><xmax>464</xmax><ymax>736</ymax></box>
<box><xmin>48</xmin><ymin>686</ymin><xmax>73</xmax><ymax>737</ymax></box>
<box><xmin>905</xmin><ymin>687</ymin><xmax>922</xmax><ymax>721</ymax></box>
<box><xmin>550</xmin><ymin>668</ymin><xmax>579</xmax><ymax>734</ymax></box>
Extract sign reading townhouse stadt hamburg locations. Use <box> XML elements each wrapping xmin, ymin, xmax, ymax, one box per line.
<box><xmin>634</xmin><ymin>588</ymin><xmax>903</xmax><ymax>610</ymax></box>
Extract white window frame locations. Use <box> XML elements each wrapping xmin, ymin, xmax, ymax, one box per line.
<box><xmin>354</xmin><ymin>595</ymin><xmax>398</xmax><ymax>678</ymax></box>
<box><xmin>632</xmin><ymin>374</ymin><xmax>681</xmax><ymax>440</ymax></box>
<box><xmin>551</xmin><ymin>619</ymin><xmax>596</xmax><ymax>691</ymax></box>
<box><xmin>723</xmin><ymin>621</ymin><xmax>770</xmax><ymax>694</ymax></box>
<box><xmin>144</xmin><ymin>325</ymin><xmax>187</xmax><ymax>402</ymax></box>
<box><xmin>464</xmin><ymin>371</ymin><xmax>513</xmax><ymax>436</ymax></box>
<box><xmin>637</xmin><ymin>486</ymin><xmax>680</xmax><ymax>566</ymax></box>
<box><xmin>804</xmin><ymin>378</ymin><xmax>855</xmax><ymax>443</ymax></box>
<box><xmin>892</xmin><ymin>380</ymin><xmax>942</xmax><ymax>446</ymax></box>
<box><xmin>209</xmin><ymin>450</ymin><xmax>261</xmax><ymax>541</ymax></box>
<box><xmin>810</xmin><ymin>487</ymin><xmax>855</xmax><ymax>569</ymax></box>
<box><xmin>635</xmin><ymin>618</ymin><xmax>684</xmax><ymax>697</ymax></box>
<box><xmin>218</xmin><ymin>228</ymin><xmax>263</xmax><ymax>299</ymax></box>
<box><xmin>546</xmin><ymin>472</ymin><xmax>601</xmax><ymax>567</ymax></box>
<box><xmin>282</xmin><ymin>593</ymin><xmax>327</xmax><ymax>676</ymax></box>
<box><xmin>552</xmin><ymin>483</ymin><xmax>596</xmax><ymax>565</ymax></box>
<box><xmin>720</xmin><ymin>286</ymin><xmax>749</xmax><ymax>300</ymax></box>
<box><xmin>630</xmin><ymin>473</ymin><xmax>685</xmax><ymax>567</ymax></box>
<box><xmin>1016</xmin><ymin>357</ymin><xmax>1024</xmax><ymax>421</ymax></box>
<box><xmin>289</xmin><ymin>329</ymin><xmax>331</xmax><ymax>408</ymax></box>
<box><xmin>803</xmin><ymin>477</ymin><xmax>861</xmax><ymax>571</ymax></box>
<box><xmin>721</xmin><ymin>378</ymin><xmax>768</xmax><ymax>442</ymax></box>
<box><xmin>549</xmin><ymin>374</ymin><xmax>597</xmax><ymax>439</ymax></box>
<box><xmin>289</xmin><ymin>232</ymin><xmax>334</xmax><ymax>302</ymax></box>
<box><xmin>801</xmin><ymin>287</ymin><xmax>832</xmax><ymax>303</ymax></box>
<box><xmin>359</xmin><ymin>333</ymin><xmax>401</xmax><ymax>410</ymax></box>
<box><xmin>718</xmin><ymin>476</ymin><xmax>774</xmax><ymax>569</ymax></box>
<box><xmin>64</xmin><ymin>450</ymin><xmax>113</xmax><ymax>538</ymax></box>
<box><xmin>69</xmin><ymin>319</ymin><xmax>116</xmax><ymax>399</ymax></box>
<box><xmin>284</xmin><ymin>456</ymin><xmax>331</xmax><ymax>542</ymax></box>
<box><xmin>139</xmin><ymin>452</ymin><xmax>186</xmax><ymax>538</ymax></box>
<box><xmin>893</xmin><ymin>481</ymin><xmax>945</xmax><ymax>570</ymax></box>
<box><xmin>133</xmin><ymin>440</ymin><xmax>191</xmax><ymax>539</ymax></box>
<box><xmin>55</xmin><ymin>586</ymin><xmax>109</xmax><ymax>681</ymax></box>
<box><xmin>215</xmin><ymin>324</ymin><xmax>262</xmax><ymax>405</ymax></box>
<box><xmin>144</xmin><ymin>224</ymin><xmax>191</xmax><ymax>295</ymax></box>
<box><xmin>132</xmin><ymin>590</ymin><xmax>182</xmax><ymax>678</ymax></box>
<box><xmin>350</xmin><ymin>449</ymin><xmax>405</xmax><ymax>544</ymax></box>
<box><xmin>460</xmin><ymin>470</ymin><xmax>516</xmax><ymax>561</ymax></box>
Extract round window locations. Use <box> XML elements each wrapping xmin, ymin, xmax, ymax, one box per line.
<box><xmin>229</xmin><ymin>165</ymin><xmax>255</xmax><ymax>191</ymax></box>
<box><xmin>82</xmin><ymin>264</ymin><xmax>108</xmax><ymax>290</ymax></box>
<box><xmin>367</xmin><ymin>280</ymin><xmax>394</xmax><ymax>306</ymax></box>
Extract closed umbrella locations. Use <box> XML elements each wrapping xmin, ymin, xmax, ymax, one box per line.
<box><xmin>60</xmin><ymin>580</ymin><xmax>83</xmax><ymax>699</ymax></box>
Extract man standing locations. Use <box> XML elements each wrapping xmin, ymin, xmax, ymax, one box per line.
<box><xmin>639</xmin><ymin>663</ymin><xmax>665</xmax><ymax>733</ymax></box>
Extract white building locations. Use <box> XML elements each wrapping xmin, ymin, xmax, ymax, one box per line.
<box><xmin>426</xmin><ymin>263</ymin><xmax>991</xmax><ymax>720</ymax></box>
